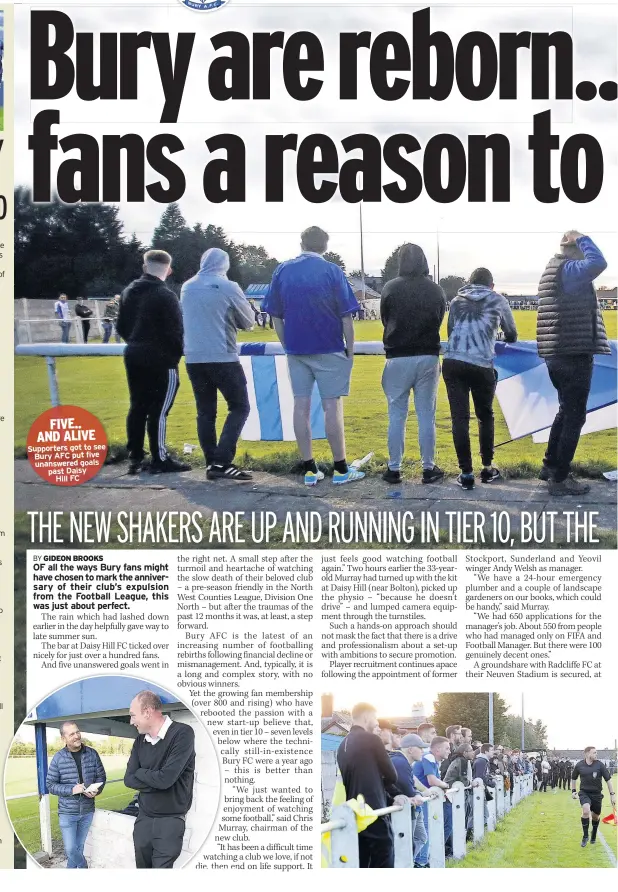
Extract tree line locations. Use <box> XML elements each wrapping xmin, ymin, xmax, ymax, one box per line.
<box><xmin>10</xmin><ymin>734</ymin><xmax>135</xmax><ymax>757</ymax></box>
<box><xmin>431</xmin><ymin>692</ymin><xmax>548</xmax><ymax>750</ymax></box>
<box><xmin>14</xmin><ymin>193</ymin><xmax>283</xmax><ymax>298</ymax></box>
<box><xmin>15</xmin><ymin>189</ymin><xmax>465</xmax><ymax>300</ymax></box>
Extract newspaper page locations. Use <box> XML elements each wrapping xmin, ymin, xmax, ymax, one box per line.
<box><xmin>2</xmin><ymin>0</ymin><xmax>617</xmax><ymax>880</ymax></box>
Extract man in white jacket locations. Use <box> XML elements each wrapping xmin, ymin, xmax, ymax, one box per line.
<box><xmin>181</xmin><ymin>249</ymin><xmax>255</xmax><ymax>481</ymax></box>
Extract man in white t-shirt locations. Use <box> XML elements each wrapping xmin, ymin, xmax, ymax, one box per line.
<box><xmin>54</xmin><ymin>293</ymin><xmax>71</xmax><ymax>343</ymax></box>
<box><xmin>540</xmin><ymin>757</ymin><xmax>551</xmax><ymax>792</ymax></box>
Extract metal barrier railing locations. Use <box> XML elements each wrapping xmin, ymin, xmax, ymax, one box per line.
<box><xmin>322</xmin><ymin>774</ymin><xmax>534</xmax><ymax>869</ymax></box>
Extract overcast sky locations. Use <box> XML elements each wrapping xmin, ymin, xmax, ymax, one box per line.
<box><xmin>325</xmin><ymin>685</ymin><xmax>616</xmax><ymax>750</ymax></box>
<box><xmin>14</xmin><ymin>1</ymin><xmax>617</xmax><ymax>291</ymax></box>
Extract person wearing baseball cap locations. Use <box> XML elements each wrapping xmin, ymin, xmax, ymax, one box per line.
<box><xmin>537</xmin><ymin>231</ymin><xmax>610</xmax><ymax>495</ymax></box>
<box><xmin>390</xmin><ymin>734</ymin><xmax>428</xmax><ymax>867</ymax></box>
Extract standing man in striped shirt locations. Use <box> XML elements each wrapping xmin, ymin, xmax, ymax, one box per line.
<box><xmin>117</xmin><ymin>249</ymin><xmax>190</xmax><ymax>475</ymax></box>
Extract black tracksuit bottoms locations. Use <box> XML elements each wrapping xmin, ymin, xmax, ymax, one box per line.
<box><xmin>125</xmin><ymin>355</ymin><xmax>180</xmax><ymax>463</ymax></box>
<box><xmin>358</xmin><ymin>826</ymin><xmax>394</xmax><ymax>868</ymax></box>
<box><xmin>442</xmin><ymin>358</ymin><xmax>498</xmax><ymax>474</ymax></box>
<box><xmin>133</xmin><ymin>813</ymin><xmax>185</xmax><ymax>868</ymax></box>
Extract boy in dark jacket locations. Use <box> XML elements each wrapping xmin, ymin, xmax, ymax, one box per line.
<box><xmin>536</xmin><ymin>231</ymin><xmax>609</xmax><ymax>496</ymax></box>
<box><xmin>381</xmin><ymin>244</ymin><xmax>446</xmax><ymax>484</ymax></box>
<box><xmin>473</xmin><ymin>744</ymin><xmax>497</xmax><ymax>788</ymax></box>
<box><xmin>444</xmin><ymin>743</ymin><xmax>475</xmax><ymax>787</ymax></box>
<box><xmin>117</xmin><ymin>250</ymin><xmax>190</xmax><ymax>475</ymax></box>
<box><xmin>46</xmin><ymin>721</ymin><xmax>106</xmax><ymax>868</ymax></box>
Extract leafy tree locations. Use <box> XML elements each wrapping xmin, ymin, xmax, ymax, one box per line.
<box><xmin>151</xmin><ymin>202</ymin><xmax>188</xmax><ymax>246</ymax></box>
<box><xmin>150</xmin><ymin>207</ymin><xmax>244</xmax><ymax>290</ymax></box>
<box><xmin>532</xmin><ymin>718</ymin><xmax>548</xmax><ymax>750</ymax></box>
<box><xmin>324</xmin><ymin>251</ymin><xmax>346</xmax><ymax>270</ymax></box>
<box><xmin>235</xmin><ymin>243</ymin><xmax>279</xmax><ymax>289</ymax></box>
<box><xmin>348</xmin><ymin>269</ymin><xmax>364</xmax><ymax>279</ymax></box>
<box><xmin>14</xmin><ymin>187</ymin><xmax>146</xmax><ymax>297</ymax></box>
<box><xmin>439</xmin><ymin>275</ymin><xmax>466</xmax><ymax>300</ymax></box>
<box><xmin>501</xmin><ymin>715</ymin><xmax>548</xmax><ymax>750</ymax></box>
<box><xmin>431</xmin><ymin>692</ymin><xmax>508</xmax><ymax>743</ymax></box>
<box><xmin>10</xmin><ymin>739</ymin><xmax>35</xmax><ymax>756</ymax></box>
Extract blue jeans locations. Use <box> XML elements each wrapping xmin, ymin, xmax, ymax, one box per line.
<box><xmin>417</xmin><ymin>801</ymin><xmax>430</xmax><ymax>866</ymax></box>
<box><xmin>59</xmin><ymin>320</ymin><xmax>71</xmax><ymax>344</ymax></box>
<box><xmin>58</xmin><ymin>811</ymin><xmax>94</xmax><ymax>868</ymax></box>
<box><xmin>443</xmin><ymin>801</ymin><xmax>453</xmax><ymax>854</ymax></box>
<box><xmin>382</xmin><ymin>355</ymin><xmax>440</xmax><ymax>470</ymax></box>
<box><xmin>102</xmin><ymin>321</ymin><xmax>121</xmax><ymax>344</ymax></box>
<box><xmin>412</xmin><ymin>807</ymin><xmax>428</xmax><ymax>863</ymax></box>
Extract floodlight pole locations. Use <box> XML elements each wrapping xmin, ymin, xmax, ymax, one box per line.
<box><xmin>488</xmin><ymin>692</ymin><xmax>494</xmax><ymax>744</ymax></box>
<box><xmin>359</xmin><ymin>200</ymin><xmax>366</xmax><ymax>303</ymax></box>
<box><xmin>521</xmin><ymin>693</ymin><xmax>525</xmax><ymax>751</ymax></box>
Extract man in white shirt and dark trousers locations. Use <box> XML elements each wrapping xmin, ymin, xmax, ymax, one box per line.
<box><xmin>54</xmin><ymin>293</ymin><xmax>71</xmax><ymax>343</ymax></box>
<box><xmin>124</xmin><ymin>690</ymin><xmax>196</xmax><ymax>869</ymax></box>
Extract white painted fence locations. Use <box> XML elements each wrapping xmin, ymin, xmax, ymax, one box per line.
<box><xmin>322</xmin><ymin>775</ymin><xmax>534</xmax><ymax>869</ymax></box>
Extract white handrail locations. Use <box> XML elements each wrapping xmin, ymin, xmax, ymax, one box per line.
<box><xmin>322</xmin><ymin>774</ymin><xmax>535</xmax><ymax>868</ymax></box>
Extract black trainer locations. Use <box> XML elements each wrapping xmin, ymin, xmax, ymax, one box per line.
<box><xmin>149</xmin><ymin>457</ymin><xmax>191</xmax><ymax>474</ymax></box>
<box><xmin>383</xmin><ymin>468</ymin><xmax>402</xmax><ymax>484</ymax></box>
<box><xmin>207</xmin><ymin>464</ymin><xmax>253</xmax><ymax>481</ymax></box>
<box><xmin>480</xmin><ymin>467</ymin><xmax>502</xmax><ymax>484</ymax></box>
<box><xmin>456</xmin><ymin>473</ymin><xmax>475</xmax><ymax>490</ymax></box>
<box><xmin>422</xmin><ymin>465</ymin><xmax>444</xmax><ymax>484</ymax></box>
<box><xmin>581</xmin><ymin>837</ymin><xmax>588</xmax><ymax>848</ymax></box>
<box><xmin>538</xmin><ymin>466</ymin><xmax>553</xmax><ymax>482</ymax></box>
<box><xmin>127</xmin><ymin>459</ymin><xmax>143</xmax><ymax>476</ymax></box>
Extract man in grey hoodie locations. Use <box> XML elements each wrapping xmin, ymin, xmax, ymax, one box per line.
<box><xmin>442</xmin><ymin>268</ymin><xmax>517</xmax><ymax>490</ymax></box>
<box><xmin>181</xmin><ymin>249</ymin><xmax>255</xmax><ymax>481</ymax></box>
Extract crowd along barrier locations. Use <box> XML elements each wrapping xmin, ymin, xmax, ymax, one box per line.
<box><xmin>322</xmin><ymin>774</ymin><xmax>534</xmax><ymax>869</ymax></box>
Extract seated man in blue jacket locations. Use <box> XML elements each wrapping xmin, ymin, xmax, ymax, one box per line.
<box><xmin>46</xmin><ymin>721</ymin><xmax>106</xmax><ymax>868</ymax></box>
<box><xmin>537</xmin><ymin>231</ymin><xmax>610</xmax><ymax>495</ymax></box>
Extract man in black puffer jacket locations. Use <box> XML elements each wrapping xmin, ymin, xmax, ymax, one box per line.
<box><xmin>536</xmin><ymin>231</ymin><xmax>609</xmax><ymax>496</ymax></box>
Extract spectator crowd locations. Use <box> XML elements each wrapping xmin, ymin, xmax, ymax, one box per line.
<box><xmin>50</xmin><ymin>226</ymin><xmax>610</xmax><ymax>497</ymax></box>
<box><xmin>334</xmin><ymin>702</ymin><xmax>590</xmax><ymax>869</ymax></box>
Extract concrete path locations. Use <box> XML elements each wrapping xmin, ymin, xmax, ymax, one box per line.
<box><xmin>15</xmin><ymin>460</ymin><xmax>617</xmax><ymax>543</ymax></box>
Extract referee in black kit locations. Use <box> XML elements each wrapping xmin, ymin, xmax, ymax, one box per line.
<box><xmin>117</xmin><ymin>249</ymin><xmax>191</xmax><ymax>475</ymax></box>
<box><xmin>571</xmin><ymin>746</ymin><xmax>616</xmax><ymax>847</ymax></box>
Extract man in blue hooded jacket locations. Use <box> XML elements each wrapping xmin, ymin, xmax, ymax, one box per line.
<box><xmin>181</xmin><ymin>249</ymin><xmax>255</xmax><ymax>481</ymax></box>
<box><xmin>46</xmin><ymin>721</ymin><xmax>106</xmax><ymax>868</ymax></box>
